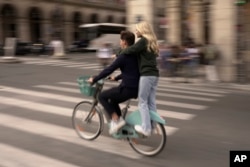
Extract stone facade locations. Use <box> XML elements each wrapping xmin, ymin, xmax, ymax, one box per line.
<box><xmin>0</xmin><ymin>0</ymin><xmax>126</xmax><ymax>46</ymax></box>
<box><xmin>127</xmin><ymin>0</ymin><xmax>250</xmax><ymax>83</ymax></box>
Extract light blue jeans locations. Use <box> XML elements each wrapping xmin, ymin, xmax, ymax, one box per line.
<box><xmin>138</xmin><ymin>76</ymin><xmax>158</xmax><ymax>132</ymax></box>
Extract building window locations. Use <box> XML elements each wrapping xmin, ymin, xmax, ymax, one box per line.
<box><xmin>1</xmin><ymin>4</ymin><xmax>17</xmax><ymax>41</ymax></box>
<box><xmin>51</xmin><ymin>6</ymin><xmax>64</xmax><ymax>39</ymax></box>
<box><xmin>180</xmin><ymin>0</ymin><xmax>192</xmax><ymax>45</ymax></box>
<box><xmin>90</xmin><ymin>13</ymin><xmax>98</xmax><ymax>23</ymax></box>
<box><xmin>29</xmin><ymin>7</ymin><xmax>42</xmax><ymax>43</ymax></box>
<box><xmin>107</xmin><ymin>15</ymin><xmax>114</xmax><ymax>23</ymax></box>
<box><xmin>203</xmin><ymin>1</ymin><xmax>211</xmax><ymax>44</ymax></box>
<box><xmin>73</xmin><ymin>12</ymin><xmax>82</xmax><ymax>41</ymax></box>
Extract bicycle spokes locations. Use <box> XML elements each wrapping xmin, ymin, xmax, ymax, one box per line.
<box><xmin>84</xmin><ymin>109</ymin><xmax>96</xmax><ymax>123</ymax></box>
<box><xmin>76</xmin><ymin>125</ymin><xmax>84</xmax><ymax>132</ymax></box>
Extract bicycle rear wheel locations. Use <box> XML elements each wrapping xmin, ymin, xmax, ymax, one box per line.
<box><xmin>72</xmin><ymin>101</ymin><xmax>104</xmax><ymax>140</ymax></box>
<box><xmin>128</xmin><ymin>123</ymin><xmax>166</xmax><ymax>156</ymax></box>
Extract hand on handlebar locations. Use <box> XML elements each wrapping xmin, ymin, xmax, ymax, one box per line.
<box><xmin>107</xmin><ymin>76</ymin><xmax>116</xmax><ymax>81</ymax></box>
<box><xmin>111</xmin><ymin>54</ymin><xmax>117</xmax><ymax>60</ymax></box>
<box><xmin>87</xmin><ymin>77</ymin><xmax>94</xmax><ymax>83</ymax></box>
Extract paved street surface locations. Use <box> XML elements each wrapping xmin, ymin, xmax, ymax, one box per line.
<box><xmin>0</xmin><ymin>53</ymin><xmax>250</xmax><ymax>167</ymax></box>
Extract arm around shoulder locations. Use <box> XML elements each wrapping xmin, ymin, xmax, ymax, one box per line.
<box><xmin>121</xmin><ymin>37</ymin><xmax>147</xmax><ymax>55</ymax></box>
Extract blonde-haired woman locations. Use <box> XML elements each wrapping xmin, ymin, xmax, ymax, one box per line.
<box><xmin>120</xmin><ymin>21</ymin><xmax>159</xmax><ymax>136</ymax></box>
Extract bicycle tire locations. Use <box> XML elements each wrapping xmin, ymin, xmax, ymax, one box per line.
<box><xmin>128</xmin><ymin>123</ymin><xmax>167</xmax><ymax>156</ymax></box>
<box><xmin>72</xmin><ymin>101</ymin><xmax>104</xmax><ymax>140</ymax></box>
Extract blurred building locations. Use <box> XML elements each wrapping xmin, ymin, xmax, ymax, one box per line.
<box><xmin>0</xmin><ymin>0</ymin><xmax>126</xmax><ymax>46</ymax></box>
<box><xmin>127</xmin><ymin>0</ymin><xmax>250</xmax><ymax>83</ymax></box>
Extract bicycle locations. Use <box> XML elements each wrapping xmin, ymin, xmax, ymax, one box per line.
<box><xmin>72</xmin><ymin>76</ymin><xmax>167</xmax><ymax>156</ymax></box>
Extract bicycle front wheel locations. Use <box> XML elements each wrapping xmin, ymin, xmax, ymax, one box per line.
<box><xmin>72</xmin><ymin>101</ymin><xmax>104</xmax><ymax>140</ymax></box>
<box><xmin>128</xmin><ymin>123</ymin><xmax>167</xmax><ymax>156</ymax></box>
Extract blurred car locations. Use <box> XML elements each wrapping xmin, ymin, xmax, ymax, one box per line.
<box><xmin>0</xmin><ymin>44</ymin><xmax>4</xmax><ymax>56</ymax></box>
<box><xmin>0</xmin><ymin>42</ymin><xmax>32</xmax><ymax>56</ymax></box>
<box><xmin>67</xmin><ymin>40</ymin><xmax>89</xmax><ymax>53</ymax></box>
<box><xmin>15</xmin><ymin>42</ymin><xmax>32</xmax><ymax>55</ymax></box>
<box><xmin>30</xmin><ymin>42</ymin><xmax>46</xmax><ymax>55</ymax></box>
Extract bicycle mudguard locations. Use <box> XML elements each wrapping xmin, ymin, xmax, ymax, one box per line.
<box><xmin>125</xmin><ymin>110</ymin><xmax>166</xmax><ymax>125</ymax></box>
<box><xmin>112</xmin><ymin>125</ymin><xmax>139</xmax><ymax>139</ymax></box>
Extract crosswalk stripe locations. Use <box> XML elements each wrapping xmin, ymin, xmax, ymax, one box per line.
<box><xmin>79</xmin><ymin>63</ymin><xmax>101</xmax><ymax>68</ymax></box>
<box><xmin>120</xmin><ymin>104</ymin><xmax>195</xmax><ymax>120</ymax></box>
<box><xmin>82</xmin><ymin>80</ymin><xmax>225</xmax><ymax>97</ymax></box>
<box><xmin>157</xmin><ymin>87</ymin><xmax>223</xmax><ymax>97</ymax></box>
<box><xmin>23</xmin><ymin>60</ymin><xmax>68</xmax><ymax>64</ymax></box>
<box><xmin>23</xmin><ymin>61</ymin><xmax>57</xmax><ymax>65</ymax></box>
<box><xmin>59</xmin><ymin>82</ymin><xmax>219</xmax><ymax>102</ymax></box>
<box><xmin>64</xmin><ymin>64</ymin><xmax>93</xmax><ymax>68</ymax></box>
<box><xmin>145</xmin><ymin>99</ymin><xmax>206</xmax><ymax>110</ymax></box>
<box><xmin>34</xmin><ymin>85</ymin><xmax>79</xmax><ymax>93</ymax></box>
<box><xmin>23</xmin><ymin>61</ymin><xmax>96</xmax><ymax>68</ymax></box>
<box><xmin>0</xmin><ymin>93</ymin><xmax>178</xmax><ymax>135</ymax></box>
<box><xmin>0</xmin><ymin>95</ymin><xmax>71</xmax><ymax>117</ymax></box>
<box><xmin>50</xmin><ymin>62</ymin><xmax>81</xmax><ymax>66</ymax></box>
<box><xmin>95</xmin><ymin>82</ymin><xmax>217</xmax><ymax>102</ymax></box>
<box><xmin>34</xmin><ymin>84</ymin><xmax>207</xmax><ymax>110</ymax></box>
<box><xmin>0</xmin><ymin>86</ymin><xmax>82</xmax><ymax>102</ymax></box>
<box><xmin>82</xmin><ymin>65</ymin><xmax>102</xmax><ymax>69</ymax></box>
<box><xmin>0</xmin><ymin>90</ymin><xmax>178</xmax><ymax>131</ymax></box>
<box><xmin>0</xmin><ymin>93</ymin><xmax>178</xmax><ymax>145</ymax></box>
<box><xmin>0</xmin><ymin>113</ymin><xmax>142</xmax><ymax>159</ymax></box>
<box><xmin>0</xmin><ymin>144</ymin><xmax>78</xmax><ymax>167</ymax></box>
<box><xmin>0</xmin><ymin>86</ymin><xmax>195</xmax><ymax>120</ymax></box>
<box><xmin>156</xmin><ymin>92</ymin><xmax>216</xmax><ymax>102</ymax></box>
<box><xmin>157</xmin><ymin>82</ymin><xmax>229</xmax><ymax>94</ymax></box>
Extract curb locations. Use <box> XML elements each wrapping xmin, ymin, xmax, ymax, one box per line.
<box><xmin>0</xmin><ymin>57</ymin><xmax>22</xmax><ymax>63</ymax></box>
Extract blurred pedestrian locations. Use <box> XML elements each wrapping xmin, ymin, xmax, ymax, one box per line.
<box><xmin>120</xmin><ymin>21</ymin><xmax>159</xmax><ymax>136</ymax></box>
<box><xmin>203</xmin><ymin>43</ymin><xmax>220</xmax><ymax>83</ymax></box>
<box><xmin>186</xmin><ymin>43</ymin><xmax>199</xmax><ymax>77</ymax></box>
<box><xmin>168</xmin><ymin>45</ymin><xmax>181</xmax><ymax>77</ymax></box>
<box><xmin>96</xmin><ymin>42</ymin><xmax>113</xmax><ymax>69</ymax></box>
<box><xmin>158</xmin><ymin>42</ymin><xmax>171</xmax><ymax>76</ymax></box>
<box><xmin>179</xmin><ymin>45</ymin><xmax>191</xmax><ymax>82</ymax></box>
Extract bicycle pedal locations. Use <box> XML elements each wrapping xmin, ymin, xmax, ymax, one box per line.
<box><xmin>121</xmin><ymin>129</ymin><xmax>128</xmax><ymax>135</ymax></box>
<box><xmin>122</xmin><ymin>130</ymin><xmax>133</xmax><ymax>135</ymax></box>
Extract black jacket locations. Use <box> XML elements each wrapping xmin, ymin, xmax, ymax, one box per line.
<box><xmin>93</xmin><ymin>54</ymin><xmax>140</xmax><ymax>89</ymax></box>
<box><xmin>120</xmin><ymin>37</ymin><xmax>159</xmax><ymax>76</ymax></box>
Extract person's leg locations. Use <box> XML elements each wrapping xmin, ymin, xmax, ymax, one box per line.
<box><xmin>148</xmin><ymin>76</ymin><xmax>158</xmax><ymax>113</ymax></box>
<box><xmin>98</xmin><ymin>87</ymin><xmax>119</xmax><ymax>121</ymax></box>
<box><xmin>136</xmin><ymin>76</ymin><xmax>153</xmax><ymax>136</ymax></box>
<box><xmin>148</xmin><ymin>77</ymin><xmax>159</xmax><ymax>130</ymax></box>
<box><xmin>110</xmin><ymin>87</ymin><xmax>138</xmax><ymax>116</ymax></box>
<box><xmin>99</xmin><ymin>86</ymin><xmax>137</xmax><ymax>134</ymax></box>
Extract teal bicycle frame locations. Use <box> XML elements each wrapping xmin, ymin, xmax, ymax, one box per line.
<box><xmin>112</xmin><ymin>110</ymin><xmax>166</xmax><ymax>139</ymax></box>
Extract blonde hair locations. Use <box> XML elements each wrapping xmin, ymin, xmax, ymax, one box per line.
<box><xmin>136</xmin><ymin>21</ymin><xmax>159</xmax><ymax>55</ymax></box>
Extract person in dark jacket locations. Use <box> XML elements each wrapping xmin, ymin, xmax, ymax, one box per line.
<box><xmin>88</xmin><ymin>31</ymin><xmax>139</xmax><ymax>135</ymax></box>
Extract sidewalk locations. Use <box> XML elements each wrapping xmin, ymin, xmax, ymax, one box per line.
<box><xmin>0</xmin><ymin>56</ymin><xmax>22</xmax><ymax>63</ymax></box>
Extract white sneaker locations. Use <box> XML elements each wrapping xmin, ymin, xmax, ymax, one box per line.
<box><xmin>134</xmin><ymin>125</ymin><xmax>151</xmax><ymax>137</ymax></box>
<box><xmin>109</xmin><ymin>117</ymin><xmax>126</xmax><ymax>135</ymax></box>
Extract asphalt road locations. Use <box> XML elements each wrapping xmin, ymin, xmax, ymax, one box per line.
<box><xmin>0</xmin><ymin>53</ymin><xmax>250</xmax><ymax>167</ymax></box>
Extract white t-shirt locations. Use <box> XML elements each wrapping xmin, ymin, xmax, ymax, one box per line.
<box><xmin>186</xmin><ymin>48</ymin><xmax>199</xmax><ymax>58</ymax></box>
<box><xmin>97</xmin><ymin>48</ymin><xmax>112</xmax><ymax>58</ymax></box>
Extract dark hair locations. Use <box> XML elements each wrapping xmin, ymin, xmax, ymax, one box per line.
<box><xmin>120</xmin><ymin>31</ymin><xmax>135</xmax><ymax>46</ymax></box>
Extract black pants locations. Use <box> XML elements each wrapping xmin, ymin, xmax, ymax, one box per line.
<box><xmin>98</xmin><ymin>86</ymin><xmax>138</xmax><ymax>120</ymax></box>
